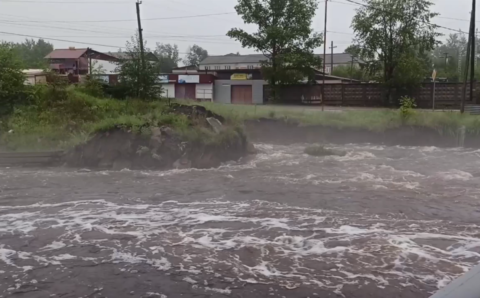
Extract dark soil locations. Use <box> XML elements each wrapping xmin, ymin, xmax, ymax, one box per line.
<box><xmin>65</xmin><ymin>125</ymin><xmax>251</xmax><ymax>170</ymax></box>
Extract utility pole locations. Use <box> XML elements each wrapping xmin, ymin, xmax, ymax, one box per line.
<box><xmin>321</xmin><ymin>0</ymin><xmax>328</xmax><ymax>111</ymax></box>
<box><xmin>462</xmin><ymin>3</ymin><xmax>475</xmax><ymax>113</ymax></box>
<box><xmin>136</xmin><ymin>0</ymin><xmax>146</xmax><ymax>77</ymax></box>
<box><xmin>329</xmin><ymin>41</ymin><xmax>337</xmax><ymax>75</ymax></box>
<box><xmin>443</xmin><ymin>52</ymin><xmax>450</xmax><ymax>74</ymax></box>
<box><xmin>350</xmin><ymin>55</ymin><xmax>355</xmax><ymax>82</ymax></box>
<box><xmin>470</xmin><ymin>0</ymin><xmax>476</xmax><ymax>105</ymax></box>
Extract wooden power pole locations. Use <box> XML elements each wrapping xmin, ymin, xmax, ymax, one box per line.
<box><xmin>461</xmin><ymin>0</ymin><xmax>475</xmax><ymax>113</ymax></box>
<box><xmin>470</xmin><ymin>0</ymin><xmax>476</xmax><ymax>104</ymax></box>
<box><xmin>329</xmin><ymin>41</ymin><xmax>337</xmax><ymax>75</ymax></box>
<box><xmin>321</xmin><ymin>0</ymin><xmax>328</xmax><ymax>111</ymax></box>
<box><xmin>136</xmin><ymin>0</ymin><xmax>146</xmax><ymax>74</ymax></box>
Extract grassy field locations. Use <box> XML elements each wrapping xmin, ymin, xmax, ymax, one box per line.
<box><xmin>195</xmin><ymin>102</ymin><xmax>480</xmax><ymax>135</ymax></box>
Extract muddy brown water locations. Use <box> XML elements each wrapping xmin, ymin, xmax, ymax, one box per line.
<box><xmin>1</xmin><ymin>143</ymin><xmax>480</xmax><ymax>298</ymax></box>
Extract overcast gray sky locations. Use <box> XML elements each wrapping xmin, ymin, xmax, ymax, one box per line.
<box><xmin>0</xmin><ymin>0</ymin><xmax>475</xmax><ymax>59</ymax></box>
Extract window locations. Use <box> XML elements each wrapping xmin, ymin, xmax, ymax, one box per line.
<box><xmin>205</xmin><ymin>66</ymin><xmax>210</xmax><ymax>70</ymax></box>
<box><xmin>224</xmin><ymin>65</ymin><xmax>231</xmax><ymax>70</ymax></box>
<box><xmin>215</xmin><ymin>66</ymin><xmax>221</xmax><ymax>70</ymax></box>
<box><xmin>247</xmin><ymin>65</ymin><xmax>254</xmax><ymax>69</ymax></box>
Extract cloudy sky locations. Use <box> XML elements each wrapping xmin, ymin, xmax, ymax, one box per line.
<box><xmin>0</xmin><ymin>0</ymin><xmax>475</xmax><ymax>60</ymax></box>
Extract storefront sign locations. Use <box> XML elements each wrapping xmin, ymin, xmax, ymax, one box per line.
<box><xmin>231</xmin><ymin>73</ymin><xmax>252</xmax><ymax>80</ymax></box>
<box><xmin>159</xmin><ymin>75</ymin><xmax>169</xmax><ymax>83</ymax></box>
<box><xmin>178</xmin><ymin>75</ymin><xmax>199</xmax><ymax>83</ymax></box>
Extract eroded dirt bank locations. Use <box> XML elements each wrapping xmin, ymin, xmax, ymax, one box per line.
<box><xmin>245</xmin><ymin>118</ymin><xmax>480</xmax><ymax>148</ymax></box>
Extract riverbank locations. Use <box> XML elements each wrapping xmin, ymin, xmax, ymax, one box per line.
<box><xmin>2</xmin><ymin>94</ymin><xmax>480</xmax><ymax>158</ymax></box>
<box><xmin>0</xmin><ymin>89</ymin><xmax>252</xmax><ymax>169</ymax></box>
<box><xmin>196</xmin><ymin>102</ymin><xmax>480</xmax><ymax>148</ymax></box>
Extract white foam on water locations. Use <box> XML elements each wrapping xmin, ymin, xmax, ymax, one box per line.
<box><xmin>328</xmin><ymin>151</ymin><xmax>377</xmax><ymax>162</ymax></box>
<box><xmin>0</xmin><ymin>199</ymin><xmax>477</xmax><ymax>294</ymax></box>
<box><xmin>420</xmin><ymin>146</ymin><xmax>440</xmax><ymax>153</ymax></box>
<box><xmin>436</xmin><ymin>170</ymin><xmax>473</xmax><ymax>181</ymax></box>
<box><xmin>40</xmin><ymin>241</ymin><xmax>66</xmax><ymax>251</ymax></box>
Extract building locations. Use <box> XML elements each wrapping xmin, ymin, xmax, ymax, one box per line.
<box><xmin>172</xmin><ymin>65</ymin><xmax>198</xmax><ymax>74</ymax></box>
<box><xmin>23</xmin><ymin>69</ymin><xmax>47</xmax><ymax>85</ymax></box>
<box><xmin>199</xmin><ymin>53</ymin><xmax>360</xmax><ymax>74</ymax></box>
<box><xmin>197</xmin><ymin>53</ymin><xmax>361</xmax><ymax>105</ymax></box>
<box><xmin>159</xmin><ymin>74</ymin><xmax>215</xmax><ymax>100</ymax></box>
<box><xmin>45</xmin><ymin>48</ymin><xmax>119</xmax><ymax>75</ymax></box>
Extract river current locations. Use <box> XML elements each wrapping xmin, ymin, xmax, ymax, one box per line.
<box><xmin>1</xmin><ymin>143</ymin><xmax>480</xmax><ymax>298</ymax></box>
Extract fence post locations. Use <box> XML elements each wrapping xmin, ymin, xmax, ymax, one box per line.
<box><xmin>454</xmin><ymin>83</ymin><xmax>459</xmax><ymax>108</ymax></box>
<box><xmin>341</xmin><ymin>83</ymin><xmax>345</xmax><ymax>106</ymax></box>
<box><xmin>363</xmin><ymin>85</ymin><xmax>367</xmax><ymax>106</ymax></box>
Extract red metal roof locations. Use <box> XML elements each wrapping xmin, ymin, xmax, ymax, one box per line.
<box><xmin>45</xmin><ymin>48</ymin><xmax>120</xmax><ymax>62</ymax></box>
<box><xmin>45</xmin><ymin>48</ymin><xmax>88</xmax><ymax>59</ymax></box>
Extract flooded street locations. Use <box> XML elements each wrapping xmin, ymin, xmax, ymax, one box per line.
<box><xmin>1</xmin><ymin>144</ymin><xmax>480</xmax><ymax>298</ymax></box>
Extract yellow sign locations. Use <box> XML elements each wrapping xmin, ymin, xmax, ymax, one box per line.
<box><xmin>230</xmin><ymin>73</ymin><xmax>252</xmax><ymax>80</ymax></box>
<box><xmin>432</xmin><ymin>69</ymin><xmax>437</xmax><ymax>81</ymax></box>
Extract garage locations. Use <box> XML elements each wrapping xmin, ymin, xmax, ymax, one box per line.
<box><xmin>175</xmin><ymin>84</ymin><xmax>196</xmax><ymax>100</ymax></box>
<box><xmin>231</xmin><ymin>85</ymin><xmax>253</xmax><ymax>104</ymax></box>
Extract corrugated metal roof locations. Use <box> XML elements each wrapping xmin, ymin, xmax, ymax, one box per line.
<box><xmin>200</xmin><ymin>53</ymin><xmax>359</xmax><ymax>65</ymax></box>
<box><xmin>200</xmin><ymin>54</ymin><xmax>267</xmax><ymax>65</ymax></box>
<box><xmin>45</xmin><ymin>49</ymin><xmax>88</xmax><ymax>59</ymax></box>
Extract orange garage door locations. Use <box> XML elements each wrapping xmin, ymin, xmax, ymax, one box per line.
<box><xmin>231</xmin><ymin>85</ymin><xmax>253</xmax><ymax>104</ymax></box>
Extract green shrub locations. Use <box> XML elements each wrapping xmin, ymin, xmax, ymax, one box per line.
<box><xmin>399</xmin><ymin>96</ymin><xmax>417</xmax><ymax>122</ymax></box>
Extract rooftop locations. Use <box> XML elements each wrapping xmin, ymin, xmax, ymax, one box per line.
<box><xmin>200</xmin><ymin>53</ymin><xmax>360</xmax><ymax>65</ymax></box>
<box><xmin>45</xmin><ymin>48</ymin><xmax>119</xmax><ymax>61</ymax></box>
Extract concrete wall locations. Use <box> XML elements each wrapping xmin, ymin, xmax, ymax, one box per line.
<box><xmin>161</xmin><ymin>84</ymin><xmax>175</xmax><ymax>98</ymax></box>
<box><xmin>93</xmin><ymin>60</ymin><xmax>117</xmax><ymax>74</ymax></box>
<box><xmin>196</xmin><ymin>84</ymin><xmax>213</xmax><ymax>100</ymax></box>
<box><xmin>214</xmin><ymin>80</ymin><xmax>264</xmax><ymax>104</ymax></box>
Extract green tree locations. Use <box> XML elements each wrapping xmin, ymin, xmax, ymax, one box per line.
<box><xmin>155</xmin><ymin>43</ymin><xmax>181</xmax><ymax>73</ymax></box>
<box><xmin>432</xmin><ymin>33</ymin><xmax>468</xmax><ymax>82</ymax></box>
<box><xmin>332</xmin><ymin>65</ymin><xmax>369</xmax><ymax>81</ymax></box>
<box><xmin>227</xmin><ymin>0</ymin><xmax>322</xmax><ymax>101</ymax></box>
<box><xmin>351</xmin><ymin>0</ymin><xmax>440</xmax><ymax>103</ymax></box>
<box><xmin>0</xmin><ymin>43</ymin><xmax>26</xmax><ymax>116</ymax></box>
<box><xmin>13</xmin><ymin>39</ymin><xmax>53</xmax><ymax>69</ymax></box>
<box><xmin>116</xmin><ymin>34</ymin><xmax>162</xmax><ymax>100</ymax></box>
<box><xmin>183</xmin><ymin>44</ymin><xmax>208</xmax><ymax>67</ymax></box>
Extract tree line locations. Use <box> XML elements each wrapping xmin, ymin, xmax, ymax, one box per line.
<box><xmin>227</xmin><ymin>0</ymin><xmax>475</xmax><ymax>103</ymax></box>
<box><xmin>0</xmin><ymin>38</ymin><xmax>208</xmax><ymax>72</ymax></box>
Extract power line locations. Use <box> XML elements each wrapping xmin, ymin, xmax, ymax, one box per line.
<box><xmin>0</xmin><ymin>31</ymin><xmax>126</xmax><ymax>49</ymax></box>
<box><xmin>0</xmin><ymin>0</ymin><xmax>131</xmax><ymax>3</ymax></box>
<box><xmin>0</xmin><ymin>30</ymin><xmax>235</xmax><ymax>55</ymax></box>
<box><xmin>1</xmin><ymin>12</ymin><xmax>237</xmax><ymax>23</ymax></box>
<box><xmin>334</xmin><ymin>0</ymin><xmax>470</xmax><ymax>35</ymax></box>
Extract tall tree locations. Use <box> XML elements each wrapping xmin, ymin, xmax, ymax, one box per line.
<box><xmin>332</xmin><ymin>65</ymin><xmax>370</xmax><ymax>81</ymax></box>
<box><xmin>155</xmin><ymin>43</ymin><xmax>181</xmax><ymax>73</ymax></box>
<box><xmin>351</xmin><ymin>0</ymin><xmax>440</xmax><ymax>103</ymax></box>
<box><xmin>227</xmin><ymin>0</ymin><xmax>322</xmax><ymax>101</ymax></box>
<box><xmin>0</xmin><ymin>43</ymin><xmax>26</xmax><ymax>116</ymax></box>
<box><xmin>183</xmin><ymin>44</ymin><xmax>208</xmax><ymax>67</ymax></box>
<box><xmin>116</xmin><ymin>34</ymin><xmax>162</xmax><ymax>100</ymax></box>
<box><xmin>13</xmin><ymin>39</ymin><xmax>54</xmax><ymax>69</ymax></box>
<box><xmin>432</xmin><ymin>33</ymin><xmax>468</xmax><ymax>81</ymax></box>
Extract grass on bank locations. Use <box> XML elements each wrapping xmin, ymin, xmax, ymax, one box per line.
<box><xmin>0</xmin><ymin>87</ymin><xmax>234</xmax><ymax>151</ymax></box>
<box><xmin>3</xmin><ymin>85</ymin><xmax>480</xmax><ymax>151</ymax></box>
<box><xmin>195</xmin><ymin>101</ymin><xmax>480</xmax><ymax>135</ymax></box>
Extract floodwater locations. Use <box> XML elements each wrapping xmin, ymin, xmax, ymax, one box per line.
<box><xmin>1</xmin><ymin>144</ymin><xmax>480</xmax><ymax>298</ymax></box>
